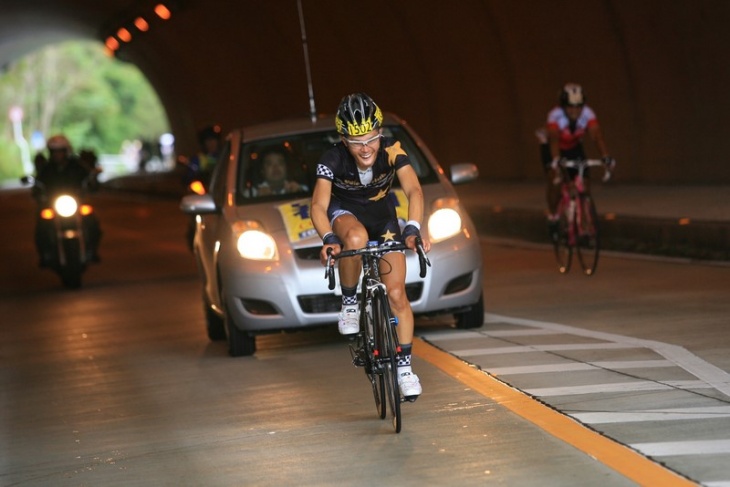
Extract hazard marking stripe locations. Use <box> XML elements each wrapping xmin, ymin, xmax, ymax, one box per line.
<box><xmin>489</xmin><ymin>359</ymin><xmax>675</xmax><ymax>376</ymax></box>
<box><xmin>414</xmin><ymin>336</ymin><xmax>696</xmax><ymax>487</ymax></box>
<box><xmin>573</xmin><ymin>406</ymin><xmax>730</xmax><ymax>424</ymax></box>
<box><xmin>631</xmin><ymin>439</ymin><xmax>730</xmax><ymax>457</ymax></box>
<box><xmin>452</xmin><ymin>342</ymin><xmax>635</xmax><ymax>357</ymax></box>
<box><xmin>525</xmin><ymin>380</ymin><xmax>711</xmax><ymax>397</ymax></box>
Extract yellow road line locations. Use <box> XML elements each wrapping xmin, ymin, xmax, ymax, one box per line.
<box><xmin>414</xmin><ymin>337</ymin><xmax>697</xmax><ymax>487</ymax></box>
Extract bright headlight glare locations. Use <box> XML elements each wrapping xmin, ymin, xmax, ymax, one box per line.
<box><xmin>54</xmin><ymin>195</ymin><xmax>78</xmax><ymax>217</ymax></box>
<box><xmin>236</xmin><ymin>230</ymin><xmax>278</xmax><ymax>260</ymax></box>
<box><xmin>428</xmin><ymin>208</ymin><xmax>462</xmax><ymax>242</ymax></box>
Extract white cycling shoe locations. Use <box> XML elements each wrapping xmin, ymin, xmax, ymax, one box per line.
<box><xmin>398</xmin><ymin>371</ymin><xmax>423</xmax><ymax>399</ymax></box>
<box><xmin>338</xmin><ymin>305</ymin><xmax>359</xmax><ymax>335</ymax></box>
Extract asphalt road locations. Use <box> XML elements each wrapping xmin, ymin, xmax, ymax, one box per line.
<box><xmin>2</xmin><ymin>189</ymin><xmax>729</xmax><ymax>486</ymax></box>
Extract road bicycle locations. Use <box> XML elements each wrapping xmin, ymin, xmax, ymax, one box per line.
<box><xmin>326</xmin><ymin>239</ymin><xmax>430</xmax><ymax>433</ymax></box>
<box><xmin>552</xmin><ymin>159</ymin><xmax>612</xmax><ymax>276</ymax></box>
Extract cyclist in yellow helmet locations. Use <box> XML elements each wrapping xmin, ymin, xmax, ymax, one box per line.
<box><xmin>311</xmin><ymin>93</ymin><xmax>430</xmax><ymax>400</ymax></box>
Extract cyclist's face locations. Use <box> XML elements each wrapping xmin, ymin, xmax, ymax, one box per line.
<box><xmin>344</xmin><ymin>129</ymin><xmax>382</xmax><ymax>168</ymax></box>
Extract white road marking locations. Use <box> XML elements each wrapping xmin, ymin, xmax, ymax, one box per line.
<box><xmin>631</xmin><ymin>439</ymin><xmax>730</xmax><ymax>456</ymax></box>
<box><xmin>423</xmin><ymin>312</ymin><xmax>730</xmax><ymax>485</ymax></box>
<box><xmin>572</xmin><ymin>406</ymin><xmax>730</xmax><ymax>424</ymax></box>
<box><xmin>489</xmin><ymin>360</ymin><xmax>675</xmax><ymax>376</ymax></box>
<box><xmin>483</xmin><ymin>313</ymin><xmax>730</xmax><ymax>398</ymax></box>
<box><xmin>526</xmin><ymin>380</ymin><xmax>711</xmax><ymax>397</ymax></box>
<box><xmin>452</xmin><ymin>342</ymin><xmax>636</xmax><ymax>357</ymax></box>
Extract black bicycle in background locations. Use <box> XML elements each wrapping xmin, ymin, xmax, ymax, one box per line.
<box><xmin>326</xmin><ymin>239</ymin><xmax>430</xmax><ymax>433</ymax></box>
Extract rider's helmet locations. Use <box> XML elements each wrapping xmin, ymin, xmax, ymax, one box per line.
<box><xmin>559</xmin><ymin>83</ymin><xmax>585</xmax><ymax>107</ymax></box>
<box><xmin>46</xmin><ymin>134</ymin><xmax>72</xmax><ymax>155</ymax></box>
<box><xmin>335</xmin><ymin>93</ymin><xmax>383</xmax><ymax>137</ymax></box>
<box><xmin>197</xmin><ymin>124</ymin><xmax>222</xmax><ymax>149</ymax></box>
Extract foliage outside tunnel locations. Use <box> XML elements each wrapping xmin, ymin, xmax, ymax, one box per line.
<box><xmin>0</xmin><ymin>40</ymin><xmax>169</xmax><ymax>183</ymax></box>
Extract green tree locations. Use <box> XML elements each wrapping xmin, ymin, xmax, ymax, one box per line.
<box><xmin>0</xmin><ymin>40</ymin><xmax>169</xmax><ymax>181</ymax></box>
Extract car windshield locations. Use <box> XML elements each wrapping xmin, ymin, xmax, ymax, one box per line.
<box><xmin>235</xmin><ymin>124</ymin><xmax>438</xmax><ymax>205</ymax></box>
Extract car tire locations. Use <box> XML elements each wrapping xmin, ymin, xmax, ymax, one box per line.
<box><xmin>224</xmin><ymin>301</ymin><xmax>256</xmax><ymax>357</ymax></box>
<box><xmin>454</xmin><ymin>294</ymin><xmax>484</xmax><ymax>329</ymax></box>
<box><xmin>203</xmin><ymin>293</ymin><xmax>226</xmax><ymax>341</ymax></box>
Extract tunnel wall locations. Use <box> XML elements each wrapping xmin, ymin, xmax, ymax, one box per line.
<box><xmin>119</xmin><ymin>0</ymin><xmax>730</xmax><ymax>184</ymax></box>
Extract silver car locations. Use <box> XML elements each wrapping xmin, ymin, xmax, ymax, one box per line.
<box><xmin>181</xmin><ymin>113</ymin><xmax>484</xmax><ymax>356</ymax></box>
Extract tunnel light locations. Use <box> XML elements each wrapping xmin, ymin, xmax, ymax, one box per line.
<box><xmin>105</xmin><ymin>36</ymin><xmax>120</xmax><ymax>51</ymax></box>
<box><xmin>117</xmin><ymin>27</ymin><xmax>132</xmax><ymax>42</ymax></box>
<box><xmin>134</xmin><ymin>17</ymin><xmax>150</xmax><ymax>32</ymax></box>
<box><xmin>155</xmin><ymin>4</ymin><xmax>172</xmax><ymax>20</ymax></box>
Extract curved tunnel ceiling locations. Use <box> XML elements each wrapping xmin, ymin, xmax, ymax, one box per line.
<box><xmin>2</xmin><ymin>0</ymin><xmax>730</xmax><ymax>183</ymax></box>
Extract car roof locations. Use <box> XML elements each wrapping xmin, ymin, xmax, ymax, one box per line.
<box><xmin>238</xmin><ymin>112</ymin><xmax>407</xmax><ymax>143</ymax></box>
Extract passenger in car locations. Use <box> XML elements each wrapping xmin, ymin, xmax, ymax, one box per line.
<box><xmin>254</xmin><ymin>147</ymin><xmax>307</xmax><ymax>196</ymax></box>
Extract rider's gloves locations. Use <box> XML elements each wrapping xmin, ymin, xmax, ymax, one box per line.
<box><xmin>322</xmin><ymin>232</ymin><xmax>342</xmax><ymax>247</ymax></box>
<box><xmin>550</xmin><ymin>156</ymin><xmax>563</xmax><ymax>171</ymax></box>
<box><xmin>402</xmin><ymin>221</ymin><xmax>421</xmax><ymax>241</ymax></box>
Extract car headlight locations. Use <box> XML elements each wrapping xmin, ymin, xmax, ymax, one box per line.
<box><xmin>428</xmin><ymin>198</ymin><xmax>463</xmax><ymax>242</ymax></box>
<box><xmin>233</xmin><ymin>221</ymin><xmax>279</xmax><ymax>261</ymax></box>
<box><xmin>53</xmin><ymin>195</ymin><xmax>78</xmax><ymax>217</ymax></box>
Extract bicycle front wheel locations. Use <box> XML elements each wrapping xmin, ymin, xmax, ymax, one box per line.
<box><xmin>361</xmin><ymin>301</ymin><xmax>386</xmax><ymax>420</ymax></box>
<box><xmin>553</xmin><ymin>201</ymin><xmax>573</xmax><ymax>274</ymax></box>
<box><xmin>575</xmin><ymin>195</ymin><xmax>600</xmax><ymax>276</ymax></box>
<box><xmin>373</xmin><ymin>288</ymin><xmax>402</xmax><ymax>433</ymax></box>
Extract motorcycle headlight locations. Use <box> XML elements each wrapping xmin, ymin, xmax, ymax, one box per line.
<box><xmin>428</xmin><ymin>198</ymin><xmax>463</xmax><ymax>242</ymax></box>
<box><xmin>233</xmin><ymin>221</ymin><xmax>278</xmax><ymax>261</ymax></box>
<box><xmin>53</xmin><ymin>195</ymin><xmax>78</xmax><ymax>217</ymax></box>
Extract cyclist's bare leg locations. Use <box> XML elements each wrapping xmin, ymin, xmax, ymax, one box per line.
<box><xmin>382</xmin><ymin>250</ymin><xmax>422</xmax><ymax>398</ymax></box>
<box><xmin>546</xmin><ymin>167</ymin><xmax>561</xmax><ymax>216</ymax></box>
<box><xmin>332</xmin><ymin>214</ymin><xmax>366</xmax><ymax>289</ymax></box>
<box><xmin>381</xmin><ymin>251</ymin><xmax>413</xmax><ymax>344</ymax></box>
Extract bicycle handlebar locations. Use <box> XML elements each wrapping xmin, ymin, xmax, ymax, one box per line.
<box><xmin>324</xmin><ymin>239</ymin><xmax>431</xmax><ymax>290</ymax></box>
<box><xmin>556</xmin><ymin>158</ymin><xmax>613</xmax><ymax>183</ymax></box>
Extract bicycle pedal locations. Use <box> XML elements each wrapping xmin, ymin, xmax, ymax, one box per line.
<box><xmin>403</xmin><ymin>395</ymin><xmax>419</xmax><ymax>403</ymax></box>
<box><xmin>352</xmin><ymin>356</ymin><xmax>366</xmax><ymax>367</ymax></box>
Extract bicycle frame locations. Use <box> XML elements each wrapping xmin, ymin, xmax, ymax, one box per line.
<box><xmin>326</xmin><ymin>239</ymin><xmax>429</xmax><ymax>432</ymax></box>
<box><xmin>553</xmin><ymin>159</ymin><xmax>610</xmax><ymax>276</ymax></box>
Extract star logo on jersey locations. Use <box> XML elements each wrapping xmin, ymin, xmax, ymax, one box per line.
<box><xmin>385</xmin><ymin>141</ymin><xmax>407</xmax><ymax>166</ymax></box>
<box><xmin>368</xmin><ymin>189</ymin><xmax>388</xmax><ymax>201</ymax></box>
<box><xmin>381</xmin><ymin>229</ymin><xmax>396</xmax><ymax>241</ymax></box>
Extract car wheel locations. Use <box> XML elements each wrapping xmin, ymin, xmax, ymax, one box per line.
<box><xmin>224</xmin><ymin>301</ymin><xmax>256</xmax><ymax>357</ymax></box>
<box><xmin>203</xmin><ymin>293</ymin><xmax>226</xmax><ymax>341</ymax></box>
<box><xmin>454</xmin><ymin>294</ymin><xmax>484</xmax><ymax>329</ymax></box>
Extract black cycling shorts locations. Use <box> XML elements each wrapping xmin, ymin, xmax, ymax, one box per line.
<box><xmin>327</xmin><ymin>195</ymin><xmax>403</xmax><ymax>244</ymax></box>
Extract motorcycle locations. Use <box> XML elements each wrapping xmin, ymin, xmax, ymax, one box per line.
<box><xmin>23</xmin><ymin>175</ymin><xmax>101</xmax><ymax>289</ymax></box>
<box><xmin>177</xmin><ymin>155</ymin><xmax>210</xmax><ymax>251</ymax></box>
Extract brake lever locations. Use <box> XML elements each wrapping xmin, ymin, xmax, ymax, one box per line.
<box><xmin>415</xmin><ymin>237</ymin><xmax>431</xmax><ymax>278</ymax></box>
<box><xmin>325</xmin><ymin>247</ymin><xmax>336</xmax><ymax>290</ymax></box>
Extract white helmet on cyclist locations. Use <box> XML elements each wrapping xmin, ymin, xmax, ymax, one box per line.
<box><xmin>559</xmin><ymin>83</ymin><xmax>585</xmax><ymax>107</ymax></box>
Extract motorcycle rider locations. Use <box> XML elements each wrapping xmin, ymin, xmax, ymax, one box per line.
<box><xmin>181</xmin><ymin>125</ymin><xmax>222</xmax><ymax>250</ymax></box>
<box><xmin>182</xmin><ymin>124</ymin><xmax>222</xmax><ymax>188</ymax></box>
<box><xmin>34</xmin><ymin>134</ymin><xmax>102</xmax><ymax>266</ymax></box>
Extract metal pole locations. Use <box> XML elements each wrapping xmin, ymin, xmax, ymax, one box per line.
<box><xmin>297</xmin><ymin>0</ymin><xmax>317</xmax><ymax>122</ymax></box>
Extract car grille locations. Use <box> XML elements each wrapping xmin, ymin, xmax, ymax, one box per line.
<box><xmin>298</xmin><ymin>283</ymin><xmax>423</xmax><ymax>314</ymax></box>
<box><xmin>294</xmin><ymin>247</ymin><xmax>321</xmax><ymax>260</ymax></box>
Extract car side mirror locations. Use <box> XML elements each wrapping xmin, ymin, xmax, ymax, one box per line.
<box><xmin>180</xmin><ymin>194</ymin><xmax>218</xmax><ymax>215</ymax></box>
<box><xmin>449</xmin><ymin>163</ymin><xmax>479</xmax><ymax>185</ymax></box>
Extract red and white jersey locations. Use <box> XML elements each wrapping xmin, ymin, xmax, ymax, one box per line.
<box><xmin>546</xmin><ymin>105</ymin><xmax>599</xmax><ymax>151</ymax></box>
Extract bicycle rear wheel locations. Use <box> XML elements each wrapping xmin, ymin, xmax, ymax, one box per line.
<box><xmin>575</xmin><ymin>195</ymin><xmax>600</xmax><ymax>276</ymax></box>
<box><xmin>373</xmin><ymin>288</ymin><xmax>402</xmax><ymax>433</ymax></box>
<box><xmin>553</xmin><ymin>202</ymin><xmax>573</xmax><ymax>274</ymax></box>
